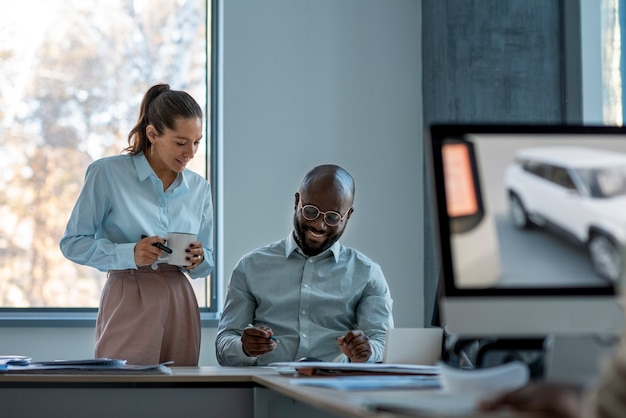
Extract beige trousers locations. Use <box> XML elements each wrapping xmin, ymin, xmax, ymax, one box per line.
<box><xmin>95</xmin><ymin>264</ymin><xmax>200</xmax><ymax>366</ymax></box>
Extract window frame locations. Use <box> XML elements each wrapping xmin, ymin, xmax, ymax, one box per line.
<box><xmin>0</xmin><ymin>0</ymin><xmax>220</xmax><ymax>328</ymax></box>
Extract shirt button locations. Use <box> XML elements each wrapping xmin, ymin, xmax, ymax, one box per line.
<box><xmin>302</xmin><ymin>333</ymin><xmax>307</xmax><ymax>338</ymax></box>
<box><xmin>303</xmin><ymin>284</ymin><xmax>309</xmax><ymax>288</ymax></box>
<box><xmin>301</xmin><ymin>310</ymin><xmax>307</xmax><ymax>315</ymax></box>
<box><xmin>308</xmin><ymin>259</ymin><xmax>314</xmax><ymax>263</ymax></box>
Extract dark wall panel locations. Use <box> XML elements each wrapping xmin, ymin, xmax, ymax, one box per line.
<box><xmin>423</xmin><ymin>0</ymin><xmax>564</xmax><ymax>124</ymax></box>
<box><xmin>422</xmin><ymin>0</ymin><xmax>579</xmax><ymax>325</ymax></box>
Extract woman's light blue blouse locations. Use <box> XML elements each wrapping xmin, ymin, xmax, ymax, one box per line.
<box><xmin>60</xmin><ymin>153</ymin><xmax>214</xmax><ymax>279</ymax></box>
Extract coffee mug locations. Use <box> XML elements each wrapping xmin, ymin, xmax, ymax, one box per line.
<box><xmin>158</xmin><ymin>232</ymin><xmax>197</xmax><ymax>266</ymax></box>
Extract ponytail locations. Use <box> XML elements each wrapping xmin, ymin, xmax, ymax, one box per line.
<box><xmin>125</xmin><ymin>84</ymin><xmax>202</xmax><ymax>155</ymax></box>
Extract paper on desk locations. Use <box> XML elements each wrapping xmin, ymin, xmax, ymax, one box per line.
<box><xmin>0</xmin><ymin>359</ymin><xmax>173</xmax><ymax>375</ymax></box>
<box><xmin>289</xmin><ymin>375</ymin><xmax>441</xmax><ymax>391</ymax></box>
<box><xmin>438</xmin><ymin>360</ymin><xmax>529</xmax><ymax>394</ymax></box>
<box><xmin>269</xmin><ymin>361</ymin><xmax>440</xmax><ymax>376</ymax></box>
<box><xmin>0</xmin><ymin>356</ymin><xmax>31</xmax><ymax>367</ymax></box>
<box><xmin>34</xmin><ymin>358</ymin><xmax>127</xmax><ymax>367</ymax></box>
<box><xmin>340</xmin><ymin>362</ymin><xmax>528</xmax><ymax>415</ymax></box>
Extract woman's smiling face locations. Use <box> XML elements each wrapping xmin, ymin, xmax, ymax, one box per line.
<box><xmin>147</xmin><ymin>117</ymin><xmax>202</xmax><ymax>173</ymax></box>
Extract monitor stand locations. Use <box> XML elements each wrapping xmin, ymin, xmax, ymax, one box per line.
<box><xmin>543</xmin><ymin>334</ymin><xmax>621</xmax><ymax>385</ymax></box>
<box><xmin>447</xmin><ymin>333</ymin><xmax>621</xmax><ymax>385</ymax></box>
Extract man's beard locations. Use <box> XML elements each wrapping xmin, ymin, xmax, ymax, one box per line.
<box><xmin>293</xmin><ymin>216</ymin><xmax>343</xmax><ymax>257</ymax></box>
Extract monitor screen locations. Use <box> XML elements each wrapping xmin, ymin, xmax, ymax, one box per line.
<box><xmin>428</xmin><ymin>125</ymin><xmax>626</xmax><ymax>337</ymax></box>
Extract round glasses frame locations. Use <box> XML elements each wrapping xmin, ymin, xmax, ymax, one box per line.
<box><xmin>298</xmin><ymin>200</ymin><xmax>351</xmax><ymax>226</ymax></box>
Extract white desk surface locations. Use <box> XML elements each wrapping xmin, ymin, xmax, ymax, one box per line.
<box><xmin>0</xmin><ymin>365</ymin><xmax>272</xmax><ymax>383</ymax></box>
<box><xmin>0</xmin><ymin>366</ymin><xmax>543</xmax><ymax>418</ymax></box>
<box><xmin>255</xmin><ymin>374</ymin><xmax>541</xmax><ymax>418</ymax></box>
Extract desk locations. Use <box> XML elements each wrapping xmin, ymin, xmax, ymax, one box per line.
<box><xmin>255</xmin><ymin>374</ymin><xmax>540</xmax><ymax>418</ymax></box>
<box><xmin>0</xmin><ymin>367</ymin><xmax>263</xmax><ymax>418</ymax></box>
<box><xmin>0</xmin><ymin>367</ymin><xmax>536</xmax><ymax>418</ymax></box>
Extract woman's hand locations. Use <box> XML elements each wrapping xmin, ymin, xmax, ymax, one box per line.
<box><xmin>134</xmin><ymin>235</ymin><xmax>165</xmax><ymax>266</ymax></box>
<box><xmin>185</xmin><ymin>240</ymin><xmax>204</xmax><ymax>270</ymax></box>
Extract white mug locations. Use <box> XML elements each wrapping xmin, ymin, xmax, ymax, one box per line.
<box><xmin>158</xmin><ymin>232</ymin><xmax>197</xmax><ymax>266</ymax></box>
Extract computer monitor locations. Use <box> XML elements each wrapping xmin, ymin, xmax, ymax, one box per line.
<box><xmin>428</xmin><ymin>124</ymin><xmax>626</xmax><ymax>338</ymax></box>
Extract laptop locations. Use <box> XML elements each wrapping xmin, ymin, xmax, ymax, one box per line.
<box><xmin>383</xmin><ymin>328</ymin><xmax>444</xmax><ymax>365</ymax></box>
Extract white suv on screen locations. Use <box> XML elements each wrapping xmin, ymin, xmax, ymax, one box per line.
<box><xmin>505</xmin><ymin>146</ymin><xmax>626</xmax><ymax>282</ymax></box>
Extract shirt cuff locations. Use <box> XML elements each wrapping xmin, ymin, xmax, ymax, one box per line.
<box><xmin>118</xmin><ymin>242</ymin><xmax>139</xmax><ymax>269</ymax></box>
<box><xmin>237</xmin><ymin>340</ymin><xmax>258</xmax><ymax>365</ymax></box>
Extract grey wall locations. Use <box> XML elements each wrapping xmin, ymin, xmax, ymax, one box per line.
<box><xmin>220</xmin><ymin>0</ymin><xmax>424</xmax><ymax>328</ymax></box>
<box><xmin>581</xmin><ymin>0</ymin><xmax>603</xmax><ymax>124</ymax></box>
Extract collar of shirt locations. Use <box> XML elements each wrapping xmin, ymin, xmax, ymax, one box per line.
<box><xmin>132</xmin><ymin>152</ymin><xmax>190</xmax><ymax>191</ymax></box>
<box><xmin>285</xmin><ymin>232</ymin><xmax>341</xmax><ymax>263</ymax></box>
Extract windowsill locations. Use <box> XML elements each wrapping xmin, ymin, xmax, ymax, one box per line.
<box><xmin>0</xmin><ymin>310</ymin><xmax>220</xmax><ymax>328</ymax></box>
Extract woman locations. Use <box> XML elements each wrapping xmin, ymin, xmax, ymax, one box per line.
<box><xmin>60</xmin><ymin>84</ymin><xmax>214</xmax><ymax>366</ymax></box>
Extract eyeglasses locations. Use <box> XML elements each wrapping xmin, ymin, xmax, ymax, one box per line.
<box><xmin>298</xmin><ymin>200</ymin><xmax>351</xmax><ymax>227</ymax></box>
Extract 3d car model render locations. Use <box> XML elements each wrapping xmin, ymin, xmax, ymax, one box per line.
<box><xmin>505</xmin><ymin>146</ymin><xmax>626</xmax><ymax>282</ymax></box>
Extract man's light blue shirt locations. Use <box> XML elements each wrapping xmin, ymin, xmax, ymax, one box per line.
<box><xmin>60</xmin><ymin>153</ymin><xmax>214</xmax><ymax>279</ymax></box>
<box><xmin>216</xmin><ymin>233</ymin><xmax>394</xmax><ymax>366</ymax></box>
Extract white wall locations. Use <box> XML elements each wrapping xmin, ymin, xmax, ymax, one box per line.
<box><xmin>0</xmin><ymin>0</ymin><xmax>424</xmax><ymax>366</ymax></box>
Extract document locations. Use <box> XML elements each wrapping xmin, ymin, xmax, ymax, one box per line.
<box><xmin>0</xmin><ymin>355</ymin><xmax>31</xmax><ymax>366</ymax></box>
<box><xmin>34</xmin><ymin>358</ymin><xmax>128</xmax><ymax>367</ymax></box>
<box><xmin>0</xmin><ymin>358</ymin><xmax>173</xmax><ymax>375</ymax></box>
<box><xmin>288</xmin><ymin>375</ymin><xmax>441</xmax><ymax>391</ymax></box>
<box><xmin>269</xmin><ymin>361</ymin><xmax>440</xmax><ymax>376</ymax></box>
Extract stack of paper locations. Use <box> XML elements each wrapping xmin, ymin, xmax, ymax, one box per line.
<box><xmin>289</xmin><ymin>375</ymin><xmax>440</xmax><ymax>391</ymax></box>
<box><xmin>0</xmin><ymin>355</ymin><xmax>31</xmax><ymax>366</ymax></box>
<box><xmin>269</xmin><ymin>361</ymin><xmax>440</xmax><ymax>377</ymax></box>
<box><xmin>0</xmin><ymin>358</ymin><xmax>173</xmax><ymax>375</ymax></box>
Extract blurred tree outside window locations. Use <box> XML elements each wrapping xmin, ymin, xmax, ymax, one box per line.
<box><xmin>0</xmin><ymin>0</ymin><xmax>212</xmax><ymax>309</ymax></box>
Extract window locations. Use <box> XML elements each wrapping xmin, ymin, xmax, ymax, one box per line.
<box><xmin>549</xmin><ymin>167</ymin><xmax>576</xmax><ymax>190</ymax></box>
<box><xmin>0</xmin><ymin>0</ymin><xmax>215</xmax><ymax>314</ymax></box>
<box><xmin>522</xmin><ymin>160</ymin><xmax>547</xmax><ymax>178</ymax></box>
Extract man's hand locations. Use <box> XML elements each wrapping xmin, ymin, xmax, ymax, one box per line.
<box><xmin>478</xmin><ymin>382</ymin><xmax>583</xmax><ymax>418</ymax></box>
<box><xmin>338</xmin><ymin>330</ymin><xmax>371</xmax><ymax>362</ymax></box>
<box><xmin>241</xmin><ymin>326</ymin><xmax>277</xmax><ymax>358</ymax></box>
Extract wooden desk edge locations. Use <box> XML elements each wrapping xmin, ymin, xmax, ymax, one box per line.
<box><xmin>0</xmin><ymin>366</ymin><xmax>273</xmax><ymax>383</ymax></box>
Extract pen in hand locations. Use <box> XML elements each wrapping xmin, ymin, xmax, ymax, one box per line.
<box><xmin>246</xmin><ymin>323</ymin><xmax>279</xmax><ymax>343</ymax></box>
<box><xmin>140</xmin><ymin>234</ymin><xmax>172</xmax><ymax>254</ymax></box>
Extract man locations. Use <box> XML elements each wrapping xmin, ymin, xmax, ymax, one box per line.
<box><xmin>216</xmin><ymin>164</ymin><xmax>394</xmax><ymax>366</ymax></box>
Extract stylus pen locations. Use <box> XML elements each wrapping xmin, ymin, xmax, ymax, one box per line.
<box><xmin>140</xmin><ymin>235</ymin><xmax>172</xmax><ymax>254</ymax></box>
<box><xmin>246</xmin><ymin>323</ymin><xmax>279</xmax><ymax>343</ymax></box>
